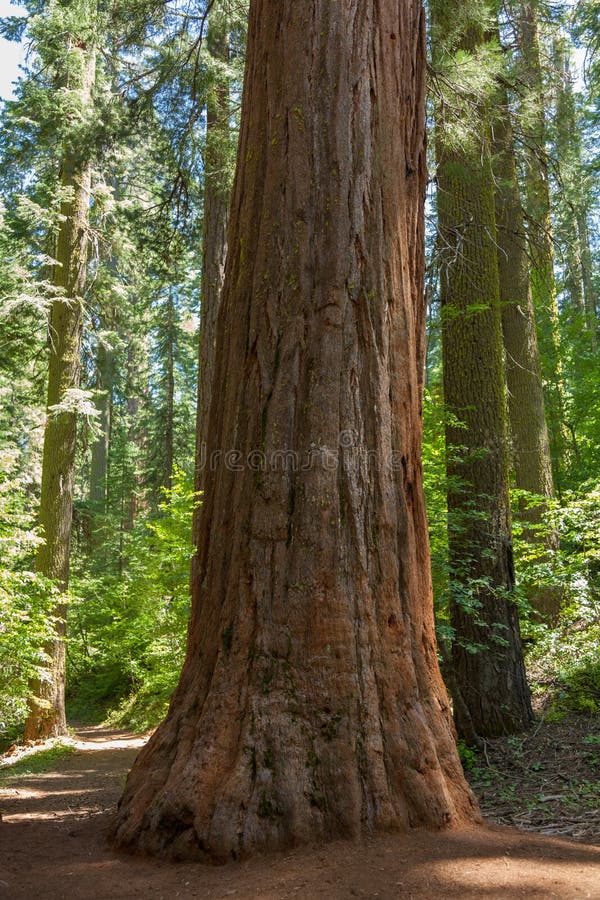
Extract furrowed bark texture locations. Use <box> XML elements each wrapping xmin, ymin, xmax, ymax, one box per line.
<box><xmin>491</xmin><ymin>81</ymin><xmax>560</xmax><ymax>622</ymax></box>
<box><xmin>112</xmin><ymin>0</ymin><xmax>478</xmax><ymax>860</ymax></box>
<box><xmin>432</xmin><ymin>6</ymin><xmax>533</xmax><ymax>737</ymax></box>
<box><xmin>24</xmin><ymin>49</ymin><xmax>95</xmax><ymax>741</ymax></box>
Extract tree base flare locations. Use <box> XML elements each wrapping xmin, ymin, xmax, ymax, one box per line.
<box><xmin>111</xmin><ymin>668</ymin><xmax>480</xmax><ymax>862</ymax></box>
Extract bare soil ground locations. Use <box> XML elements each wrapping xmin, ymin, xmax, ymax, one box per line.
<box><xmin>1</xmin><ymin>725</ymin><xmax>599</xmax><ymax>900</ymax></box>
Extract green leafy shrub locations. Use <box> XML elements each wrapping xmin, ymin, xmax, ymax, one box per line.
<box><xmin>527</xmin><ymin>619</ymin><xmax>600</xmax><ymax>716</ymax></box>
<box><xmin>0</xmin><ymin>448</ymin><xmax>57</xmax><ymax>742</ymax></box>
<box><xmin>67</xmin><ymin>467</ymin><xmax>198</xmax><ymax>730</ymax></box>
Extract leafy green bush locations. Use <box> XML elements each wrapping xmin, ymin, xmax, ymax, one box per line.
<box><xmin>527</xmin><ymin>620</ymin><xmax>600</xmax><ymax>717</ymax></box>
<box><xmin>67</xmin><ymin>467</ymin><xmax>198</xmax><ymax>730</ymax></box>
<box><xmin>0</xmin><ymin>448</ymin><xmax>57</xmax><ymax>741</ymax></box>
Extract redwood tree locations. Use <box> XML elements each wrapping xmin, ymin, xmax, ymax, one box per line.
<box><xmin>112</xmin><ymin>0</ymin><xmax>478</xmax><ymax>860</ymax></box>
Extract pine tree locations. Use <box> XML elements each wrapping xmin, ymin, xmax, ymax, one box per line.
<box><xmin>24</xmin><ymin>1</ymin><xmax>97</xmax><ymax>739</ymax></box>
<box><xmin>491</xmin><ymin>57</ymin><xmax>559</xmax><ymax>620</ymax></box>
<box><xmin>431</xmin><ymin>0</ymin><xmax>533</xmax><ymax>735</ymax></box>
<box><xmin>514</xmin><ymin>0</ymin><xmax>567</xmax><ymax>488</ymax></box>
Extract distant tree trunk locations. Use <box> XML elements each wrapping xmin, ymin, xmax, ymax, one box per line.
<box><xmin>516</xmin><ymin>0</ymin><xmax>567</xmax><ymax>488</ymax></box>
<box><xmin>112</xmin><ymin>0</ymin><xmax>478</xmax><ymax>860</ymax></box>
<box><xmin>124</xmin><ymin>336</ymin><xmax>146</xmax><ymax>530</ymax></box>
<box><xmin>89</xmin><ymin>340</ymin><xmax>113</xmax><ymax>514</ymax></box>
<box><xmin>578</xmin><ymin>212</ymin><xmax>598</xmax><ymax>346</ymax></box>
<box><xmin>193</xmin><ymin>10</ymin><xmax>230</xmax><ymax>551</ymax></box>
<box><xmin>431</xmin><ymin>2</ymin><xmax>533</xmax><ymax>736</ymax></box>
<box><xmin>491</xmin><ymin>77</ymin><xmax>560</xmax><ymax>621</ymax></box>
<box><xmin>163</xmin><ymin>289</ymin><xmax>175</xmax><ymax>491</ymax></box>
<box><xmin>553</xmin><ymin>40</ymin><xmax>598</xmax><ymax>348</ymax></box>
<box><xmin>24</xmin><ymin>47</ymin><xmax>96</xmax><ymax>741</ymax></box>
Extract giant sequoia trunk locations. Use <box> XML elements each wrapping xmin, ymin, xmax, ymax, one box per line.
<box><xmin>491</xmin><ymin>80</ymin><xmax>559</xmax><ymax>622</ymax></box>
<box><xmin>112</xmin><ymin>0</ymin><xmax>478</xmax><ymax>860</ymax></box>
<box><xmin>24</xmin><ymin>48</ymin><xmax>96</xmax><ymax>741</ymax></box>
<box><xmin>193</xmin><ymin>10</ymin><xmax>230</xmax><ymax>549</ymax></box>
<box><xmin>431</xmin><ymin>4</ymin><xmax>533</xmax><ymax>737</ymax></box>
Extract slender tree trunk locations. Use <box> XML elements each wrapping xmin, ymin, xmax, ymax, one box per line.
<box><xmin>553</xmin><ymin>39</ymin><xmax>597</xmax><ymax>349</ymax></box>
<box><xmin>89</xmin><ymin>341</ymin><xmax>113</xmax><ymax>513</ymax></box>
<box><xmin>163</xmin><ymin>290</ymin><xmax>175</xmax><ymax>491</ymax></box>
<box><xmin>516</xmin><ymin>0</ymin><xmax>567</xmax><ymax>489</ymax></box>
<box><xmin>112</xmin><ymin>0</ymin><xmax>478</xmax><ymax>860</ymax></box>
<box><xmin>491</xmin><ymin>77</ymin><xmax>560</xmax><ymax>621</ymax></box>
<box><xmin>578</xmin><ymin>212</ymin><xmax>598</xmax><ymax>346</ymax></box>
<box><xmin>193</xmin><ymin>11</ymin><xmax>231</xmax><ymax>551</ymax></box>
<box><xmin>431</xmin><ymin>3</ymin><xmax>533</xmax><ymax>737</ymax></box>
<box><xmin>24</xmin><ymin>47</ymin><xmax>96</xmax><ymax>741</ymax></box>
<box><xmin>124</xmin><ymin>335</ymin><xmax>146</xmax><ymax>530</ymax></box>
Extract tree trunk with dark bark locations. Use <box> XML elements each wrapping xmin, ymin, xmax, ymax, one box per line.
<box><xmin>515</xmin><ymin>0</ymin><xmax>567</xmax><ymax>488</ymax></box>
<box><xmin>24</xmin><ymin>46</ymin><xmax>96</xmax><ymax>741</ymax></box>
<box><xmin>89</xmin><ymin>340</ymin><xmax>113</xmax><ymax>515</ymax></box>
<box><xmin>491</xmin><ymin>78</ymin><xmax>560</xmax><ymax>622</ymax></box>
<box><xmin>431</xmin><ymin>2</ymin><xmax>533</xmax><ymax>737</ymax></box>
<box><xmin>578</xmin><ymin>212</ymin><xmax>598</xmax><ymax>346</ymax></box>
<box><xmin>553</xmin><ymin>41</ymin><xmax>598</xmax><ymax>349</ymax></box>
<box><xmin>163</xmin><ymin>289</ymin><xmax>175</xmax><ymax>491</ymax></box>
<box><xmin>111</xmin><ymin>0</ymin><xmax>478</xmax><ymax>860</ymax></box>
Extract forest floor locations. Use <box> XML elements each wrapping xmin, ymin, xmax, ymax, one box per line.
<box><xmin>0</xmin><ymin>722</ymin><xmax>599</xmax><ymax>900</ymax></box>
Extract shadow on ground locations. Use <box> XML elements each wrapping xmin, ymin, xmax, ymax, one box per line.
<box><xmin>0</xmin><ymin>728</ymin><xmax>599</xmax><ymax>899</ymax></box>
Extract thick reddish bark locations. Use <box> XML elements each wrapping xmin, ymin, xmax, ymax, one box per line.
<box><xmin>111</xmin><ymin>0</ymin><xmax>478</xmax><ymax>860</ymax></box>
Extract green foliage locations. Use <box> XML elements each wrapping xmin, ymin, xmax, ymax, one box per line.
<box><xmin>527</xmin><ymin>620</ymin><xmax>600</xmax><ymax>716</ymax></box>
<box><xmin>0</xmin><ymin>449</ymin><xmax>57</xmax><ymax>739</ymax></box>
<box><xmin>457</xmin><ymin>739</ymin><xmax>478</xmax><ymax>770</ymax></box>
<box><xmin>511</xmin><ymin>484</ymin><xmax>600</xmax><ymax>623</ymax></box>
<box><xmin>66</xmin><ymin>468</ymin><xmax>198</xmax><ymax>730</ymax></box>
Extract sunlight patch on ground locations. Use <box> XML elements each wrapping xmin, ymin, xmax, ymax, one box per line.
<box><xmin>0</xmin><ymin>728</ymin><xmax>149</xmax><ymax>771</ymax></box>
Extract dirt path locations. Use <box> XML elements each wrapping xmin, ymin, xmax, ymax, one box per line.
<box><xmin>1</xmin><ymin>726</ymin><xmax>599</xmax><ymax>899</ymax></box>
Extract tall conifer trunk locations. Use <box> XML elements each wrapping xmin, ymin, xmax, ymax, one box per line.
<box><xmin>553</xmin><ymin>41</ymin><xmax>598</xmax><ymax>349</ymax></box>
<box><xmin>516</xmin><ymin>0</ymin><xmax>567</xmax><ymax>487</ymax></box>
<box><xmin>491</xmin><ymin>77</ymin><xmax>559</xmax><ymax>621</ymax></box>
<box><xmin>431</xmin><ymin>2</ymin><xmax>533</xmax><ymax>736</ymax></box>
<box><xmin>578</xmin><ymin>213</ymin><xmax>598</xmax><ymax>346</ymax></box>
<box><xmin>24</xmin><ymin>44</ymin><xmax>96</xmax><ymax>741</ymax></box>
<box><xmin>89</xmin><ymin>340</ymin><xmax>113</xmax><ymax>514</ymax></box>
<box><xmin>163</xmin><ymin>289</ymin><xmax>175</xmax><ymax>491</ymax></box>
<box><xmin>112</xmin><ymin>0</ymin><xmax>478</xmax><ymax>860</ymax></box>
